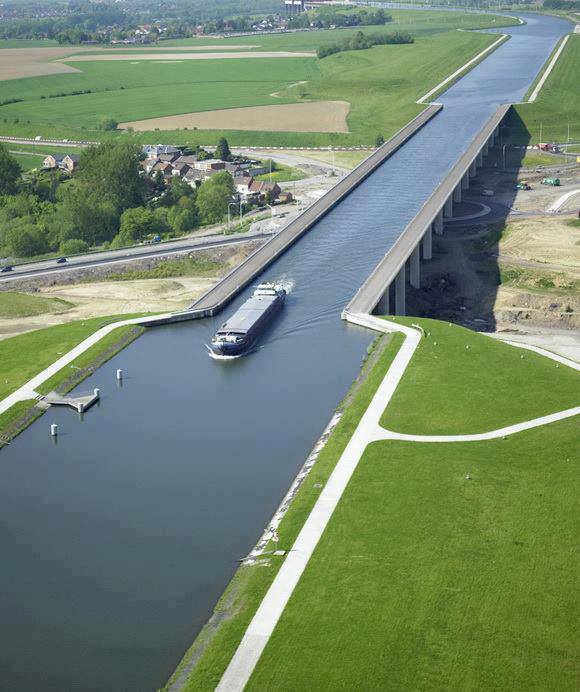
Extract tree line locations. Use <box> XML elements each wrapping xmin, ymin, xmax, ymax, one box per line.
<box><xmin>317</xmin><ymin>31</ymin><xmax>414</xmax><ymax>60</ymax></box>
<box><xmin>0</xmin><ymin>142</ymin><xmax>238</xmax><ymax>260</ymax></box>
<box><xmin>289</xmin><ymin>8</ymin><xmax>390</xmax><ymax>31</ymax></box>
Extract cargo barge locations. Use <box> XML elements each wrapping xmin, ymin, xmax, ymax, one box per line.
<box><xmin>209</xmin><ymin>282</ymin><xmax>286</xmax><ymax>357</ymax></box>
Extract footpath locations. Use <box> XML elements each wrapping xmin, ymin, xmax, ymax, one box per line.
<box><xmin>216</xmin><ymin>312</ymin><xmax>580</xmax><ymax>692</ymax></box>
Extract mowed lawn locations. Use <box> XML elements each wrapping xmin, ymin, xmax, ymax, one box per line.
<box><xmin>509</xmin><ymin>34</ymin><xmax>580</xmax><ymax>144</ymax></box>
<box><xmin>0</xmin><ymin>11</ymin><xmax>504</xmax><ymax>145</ymax></box>
<box><xmin>380</xmin><ymin>318</ymin><xmax>579</xmax><ymax>435</ymax></box>
<box><xmin>247</xmin><ymin>417</ymin><xmax>579</xmax><ymax>692</ymax></box>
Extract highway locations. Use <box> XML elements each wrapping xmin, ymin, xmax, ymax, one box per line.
<box><xmin>0</xmin><ymin>229</ymin><xmax>272</xmax><ymax>283</ymax></box>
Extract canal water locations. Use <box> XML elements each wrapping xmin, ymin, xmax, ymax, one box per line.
<box><xmin>0</xmin><ymin>13</ymin><xmax>570</xmax><ymax>691</ymax></box>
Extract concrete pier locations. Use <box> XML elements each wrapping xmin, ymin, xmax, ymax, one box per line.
<box><xmin>39</xmin><ymin>390</ymin><xmax>100</xmax><ymax>412</ymax></box>
<box><xmin>344</xmin><ymin>104</ymin><xmax>510</xmax><ymax>318</ymax></box>
<box><xmin>461</xmin><ymin>172</ymin><xmax>470</xmax><ymax>191</ymax></box>
<box><xmin>410</xmin><ymin>245</ymin><xmax>421</xmax><ymax>289</ymax></box>
<box><xmin>395</xmin><ymin>266</ymin><xmax>406</xmax><ymax>315</ymax></box>
<box><xmin>422</xmin><ymin>225</ymin><xmax>432</xmax><ymax>260</ymax></box>
<box><xmin>376</xmin><ymin>287</ymin><xmax>390</xmax><ymax>315</ymax></box>
<box><xmin>444</xmin><ymin>197</ymin><xmax>453</xmax><ymax>218</ymax></box>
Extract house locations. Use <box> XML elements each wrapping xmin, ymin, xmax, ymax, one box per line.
<box><xmin>43</xmin><ymin>154</ymin><xmax>63</xmax><ymax>169</ymax></box>
<box><xmin>171</xmin><ymin>162</ymin><xmax>191</xmax><ymax>177</ymax></box>
<box><xmin>150</xmin><ymin>161</ymin><xmax>174</xmax><ymax>178</ymax></box>
<box><xmin>174</xmin><ymin>155</ymin><xmax>198</xmax><ymax>167</ymax></box>
<box><xmin>233</xmin><ymin>175</ymin><xmax>255</xmax><ymax>197</ymax></box>
<box><xmin>42</xmin><ymin>153</ymin><xmax>79</xmax><ymax>173</ymax></box>
<box><xmin>193</xmin><ymin>158</ymin><xmax>226</xmax><ymax>171</ymax></box>
<box><xmin>61</xmin><ymin>154</ymin><xmax>80</xmax><ymax>173</ymax></box>
<box><xmin>248</xmin><ymin>180</ymin><xmax>282</xmax><ymax>202</ymax></box>
<box><xmin>142</xmin><ymin>144</ymin><xmax>180</xmax><ymax>159</ymax></box>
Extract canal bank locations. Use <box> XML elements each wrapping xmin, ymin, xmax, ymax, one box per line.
<box><xmin>0</xmin><ymin>12</ymin><xmax>571</xmax><ymax>692</ymax></box>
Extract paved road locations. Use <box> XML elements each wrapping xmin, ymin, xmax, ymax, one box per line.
<box><xmin>0</xmin><ymin>230</ymin><xmax>272</xmax><ymax>284</ymax></box>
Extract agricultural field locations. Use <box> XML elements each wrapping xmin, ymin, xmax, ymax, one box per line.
<box><xmin>0</xmin><ymin>10</ymin><xmax>516</xmax><ymax>146</ymax></box>
<box><xmin>508</xmin><ymin>34</ymin><xmax>580</xmax><ymax>144</ymax></box>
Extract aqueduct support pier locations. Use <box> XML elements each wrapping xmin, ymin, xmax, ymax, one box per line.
<box><xmin>343</xmin><ymin>104</ymin><xmax>510</xmax><ymax>318</ymax></box>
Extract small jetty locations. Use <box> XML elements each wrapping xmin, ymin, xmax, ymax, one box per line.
<box><xmin>37</xmin><ymin>388</ymin><xmax>100</xmax><ymax>413</ymax></box>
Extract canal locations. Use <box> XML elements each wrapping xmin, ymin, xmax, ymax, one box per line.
<box><xmin>0</xmin><ymin>13</ymin><xmax>570</xmax><ymax>691</ymax></box>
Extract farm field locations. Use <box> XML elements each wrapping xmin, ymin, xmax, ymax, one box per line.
<box><xmin>508</xmin><ymin>34</ymin><xmax>580</xmax><ymax>144</ymax></box>
<box><xmin>0</xmin><ymin>10</ymin><xmax>514</xmax><ymax>146</ymax></box>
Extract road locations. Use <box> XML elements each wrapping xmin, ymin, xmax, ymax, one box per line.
<box><xmin>0</xmin><ymin>229</ymin><xmax>272</xmax><ymax>284</ymax></box>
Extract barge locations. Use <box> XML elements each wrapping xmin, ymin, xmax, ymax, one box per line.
<box><xmin>209</xmin><ymin>282</ymin><xmax>286</xmax><ymax>357</ymax></box>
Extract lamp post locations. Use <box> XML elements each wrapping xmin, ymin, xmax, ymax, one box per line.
<box><xmin>227</xmin><ymin>201</ymin><xmax>238</xmax><ymax>234</ymax></box>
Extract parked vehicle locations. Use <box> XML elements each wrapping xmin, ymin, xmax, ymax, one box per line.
<box><xmin>541</xmin><ymin>177</ymin><xmax>561</xmax><ymax>186</ymax></box>
<box><xmin>538</xmin><ymin>143</ymin><xmax>560</xmax><ymax>152</ymax></box>
<box><xmin>514</xmin><ymin>181</ymin><xmax>531</xmax><ymax>191</ymax></box>
<box><xmin>56</xmin><ymin>257</ymin><xmax>67</xmax><ymax>264</ymax></box>
<box><xmin>1</xmin><ymin>265</ymin><xmax>13</xmax><ymax>273</ymax></box>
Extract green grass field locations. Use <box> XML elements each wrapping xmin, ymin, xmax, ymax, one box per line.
<box><xmin>0</xmin><ymin>38</ymin><xmax>59</xmax><ymax>48</ymax></box>
<box><xmin>169</xmin><ymin>318</ymin><xmax>579</xmax><ymax>690</ymax></box>
<box><xmin>0</xmin><ymin>313</ymin><xmax>144</xmax><ymax>401</ymax></box>
<box><xmin>0</xmin><ymin>10</ymin><xmax>512</xmax><ymax>146</ymax></box>
<box><xmin>247</xmin><ymin>418</ymin><xmax>579</xmax><ymax>692</ymax></box>
<box><xmin>0</xmin><ymin>291</ymin><xmax>72</xmax><ymax>318</ymax></box>
<box><xmin>380</xmin><ymin>318</ymin><xmax>579</xmax><ymax>435</ymax></box>
<box><xmin>255</xmin><ymin>162</ymin><xmax>305</xmax><ymax>183</ymax></box>
<box><xmin>508</xmin><ymin>34</ymin><xmax>580</xmax><ymax>144</ymax></box>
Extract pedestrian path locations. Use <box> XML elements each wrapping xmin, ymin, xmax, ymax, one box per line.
<box><xmin>215</xmin><ymin>313</ymin><xmax>579</xmax><ymax>692</ymax></box>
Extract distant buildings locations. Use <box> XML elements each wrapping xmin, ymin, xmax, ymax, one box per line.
<box><xmin>141</xmin><ymin>146</ymin><xmax>291</xmax><ymax>205</ymax></box>
<box><xmin>42</xmin><ymin>153</ymin><xmax>80</xmax><ymax>173</ymax></box>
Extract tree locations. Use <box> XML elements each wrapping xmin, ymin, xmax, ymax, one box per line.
<box><xmin>215</xmin><ymin>137</ymin><xmax>232</xmax><ymax>162</ymax></box>
<box><xmin>60</xmin><ymin>238</ymin><xmax>89</xmax><ymax>255</ymax></box>
<box><xmin>196</xmin><ymin>183</ymin><xmax>231</xmax><ymax>225</ymax></box>
<box><xmin>375</xmin><ymin>134</ymin><xmax>385</xmax><ymax>147</ymax></box>
<box><xmin>3</xmin><ymin>218</ymin><xmax>49</xmax><ymax>257</ymax></box>
<box><xmin>0</xmin><ymin>144</ymin><xmax>21</xmax><ymax>196</ymax></box>
<box><xmin>112</xmin><ymin>206</ymin><xmax>161</xmax><ymax>247</ymax></box>
<box><xmin>98</xmin><ymin>117</ymin><xmax>118</xmax><ymax>131</ymax></box>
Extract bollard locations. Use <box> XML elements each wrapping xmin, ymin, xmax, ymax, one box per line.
<box><xmin>116</xmin><ymin>369</ymin><xmax>123</xmax><ymax>380</ymax></box>
<box><xmin>77</xmin><ymin>403</ymin><xmax>84</xmax><ymax>413</ymax></box>
<box><xmin>94</xmin><ymin>388</ymin><xmax>100</xmax><ymax>398</ymax></box>
<box><xmin>51</xmin><ymin>423</ymin><xmax>58</xmax><ymax>436</ymax></box>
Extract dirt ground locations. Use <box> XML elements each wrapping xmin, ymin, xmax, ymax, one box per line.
<box><xmin>0</xmin><ymin>276</ymin><xmax>213</xmax><ymax>339</ymax></box>
<box><xmin>120</xmin><ymin>100</ymin><xmax>350</xmax><ymax>133</ymax></box>
<box><xmin>499</xmin><ymin>216</ymin><xmax>580</xmax><ymax>268</ymax></box>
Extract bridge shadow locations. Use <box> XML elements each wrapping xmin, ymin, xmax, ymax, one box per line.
<box><xmin>406</xmin><ymin>122</ymin><xmax>533</xmax><ymax>333</ymax></box>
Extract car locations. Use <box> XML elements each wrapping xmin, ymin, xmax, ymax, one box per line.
<box><xmin>56</xmin><ymin>257</ymin><xmax>67</xmax><ymax>264</ymax></box>
<box><xmin>481</xmin><ymin>189</ymin><xmax>494</xmax><ymax>197</ymax></box>
<box><xmin>1</xmin><ymin>265</ymin><xmax>13</xmax><ymax>272</ymax></box>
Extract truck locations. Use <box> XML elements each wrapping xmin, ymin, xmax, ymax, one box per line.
<box><xmin>541</xmin><ymin>177</ymin><xmax>560</xmax><ymax>186</ymax></box>
<box><xmin>538</xmin><ymin>143</ymin><xmax>560</xmax><ymax>153</ymax></box>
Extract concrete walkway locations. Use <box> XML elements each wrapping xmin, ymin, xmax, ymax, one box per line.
<box><xmin>547</xmin><ymin>188</ymin><xmax>580</xmax><ymax>213</ymax></box>
<box><xmin>215</xmin><ymin>312</ymin><xmax>579</xmax><ymax>692</ymax></box>
<box><xmin>528</xmin><ymin>34</ymin><xmax>569</xmax><ymax>103</ymax></box>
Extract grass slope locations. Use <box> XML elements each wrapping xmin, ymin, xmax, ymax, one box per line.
<box><xmin>508</xmin><ymin>34</ymin><xmax>580</xmax><ymax>144</ymax></box>
<box><xmin>164</xmin><ymin>334</ymin><xmax>404</xmax><ymax>691</ymax></box>
<box><xmin>248</xmin><ymin>417</ymin><xmax>579</xmax><ymax>692</ymax></box>
<box><xmin>380</xmin><ymin>317</ymin><xmax>579</xmax><ymax>435</ymax></box>
<box><xmin>0</xmin><ymin>313</ymin><xmax>145</xmax><ymax>401</ymax></box>
<box><xmin>0</xmin><ymin>291</ymin><xmax>72</xmax><ymax>317</ymax></box>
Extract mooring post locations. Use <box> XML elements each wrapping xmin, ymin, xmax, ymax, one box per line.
<box><xmin>50</xmin><ymin>423</ymin><xmax>58</xmax><ymax>437</ymax></box>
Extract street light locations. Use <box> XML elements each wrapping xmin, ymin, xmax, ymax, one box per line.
<box><xmin>227</xmin><ymin>201</ymin><xmax>238</xmax><ymax>234</ymax></box>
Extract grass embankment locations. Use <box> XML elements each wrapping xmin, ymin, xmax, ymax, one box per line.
<box><xmin>520</xmin><ymin>151</ymin><xmax>568</xmax><ymax>167</ymax></box>
<box><xmin>0</xmin><ymin>314</ymin><xmax>148</xmax><ymax>444</ymax></box>
<box><xmin>0</xmin><ymin>313</ymin><xmax>145</xmax><ymax>401</ymax></box>
<box><xmin>0</xmin><ymin>291</ymin><xmax>72</xmax><ymax>318</ymax></box>
<box><xmin>0</xmin><ymin>10</ymin><xmax>510</xmax><ymax>146</ymax></box>
<box><xmin>380</xmin><ymin>317</ymin><xmax>579</xmax><ymax>435</ymax></box>
<box><xmin>507</xmin><ymin>34</ymin><xmax>580</xmax><ymax>144</ymax></box>
<box><xmin>248</xmin><ymin>416</ymin><xmax>579</xmax><ymax>692</ymax></box>
<box><xmin>105</xmin><ymin>255</ymin><xmax>222</xmax><ymax>281</ymax></box>
<box><xmin>243</xmin><ymin>318</ymin><xmax>579</xmax><ymax>691</ymax></box>
<box><xmin>163</xmin><ymin>333</ymin><xmax>404</xmax><ymax>691</ymax></box>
